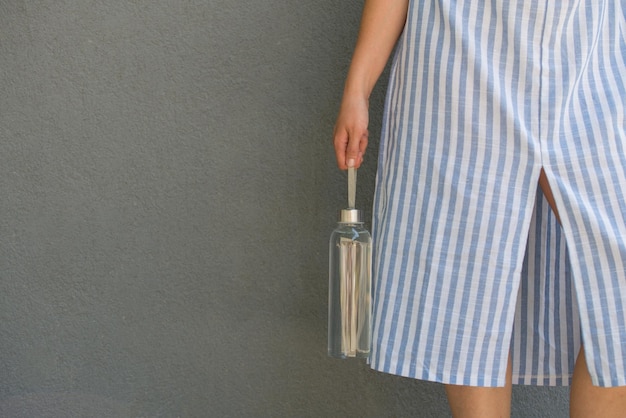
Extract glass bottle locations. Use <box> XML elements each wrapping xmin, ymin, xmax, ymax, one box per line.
<box><xmin>328</xmin><ymin>208</ymin><xmax>372</xmax><ymax>359</ymax></box>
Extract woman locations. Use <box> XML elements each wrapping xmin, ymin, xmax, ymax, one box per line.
<box><xmin>333</xmin><ymin>1</ymin><xmax>626</xmax><ymax>416</ymax></box>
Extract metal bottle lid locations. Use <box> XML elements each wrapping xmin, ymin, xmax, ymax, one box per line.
<box><xmin>339</xmin><ymin>208</ymin><xmax>363</xmax><ymax>223</ymax></box>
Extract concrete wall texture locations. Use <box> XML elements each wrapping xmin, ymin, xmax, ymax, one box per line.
<box><xmin>0</xmin><ymin>1</ymin><xmax>570</xmax><ymax>416</ymax></box>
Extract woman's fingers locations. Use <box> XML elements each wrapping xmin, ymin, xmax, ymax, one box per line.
<box><xmin>333</xmin><ymin>126</ymin><xmax>367</xmax><ymax>169</ymax></box>
<box><xmin>346</xmin><ymin>129</ymin><xmax>367</xmax><ymax>168</ymax></box>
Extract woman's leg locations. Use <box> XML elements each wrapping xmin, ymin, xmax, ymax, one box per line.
<box><xmin>442</xmin><ymin>171</ymin><xmax>556</xmax><ymax>417</ymax></box>
<box><xmin>539</xmin><ymin>170</ymin><xmax>626</xmax><ymax>416</ymax></box>
<box><xmin>444</xmin><ymin>355</ymin><xmax>512</xmax><ymax>418</ymax></box>
<box><xmin>539</xmin><ymin>169</ymin><xmax>561</xmax><ymax>223</ymax></box>
<box><xmin>570</xmin><ymin>346</ymin><xmax>626</xmax><ymax>418</ymax></box>
<box><xmin>443</xmin><ymin>170</ymin><xmax>561</xmax><ymax>417</ymax></box>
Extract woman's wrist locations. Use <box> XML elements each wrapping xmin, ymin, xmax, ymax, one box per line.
<box><xmin>342</xmin><ymin>78</ymin><xmax>372</xmax><ymax>103</ymax></box>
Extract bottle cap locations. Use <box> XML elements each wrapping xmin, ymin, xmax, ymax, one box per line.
<box><xmin>339</xmin><ymin>208</ymin><xmax>363</xmax><ymax>223</ymax></box>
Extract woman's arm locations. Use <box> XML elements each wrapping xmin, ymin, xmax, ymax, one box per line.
<box><xmin>333</xmin><ymin>0</ymin><xmax>409</xmax><ymax>170</ymax></box>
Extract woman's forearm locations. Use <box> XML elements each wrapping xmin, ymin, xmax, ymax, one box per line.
<box><xmin>333</xmin><ymin>0</ymin><xmax>408</xmax><ymax>170</ymax></box>
<box><xmin>343</xmin><ymin>0</ymin><xmax>409</xmax><ymax>100</ymax></box>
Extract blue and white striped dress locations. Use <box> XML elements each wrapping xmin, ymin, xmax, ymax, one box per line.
<box><xmin>370</xmin><ymin>0</ymin><xmax>626</xmax><ymax>387</ymax></box>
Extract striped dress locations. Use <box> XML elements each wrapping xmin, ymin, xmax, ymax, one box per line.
<box><xmin>370</xmin><ymin>0</ymin><xmax>626</xmax><ymax>387</ymax></box>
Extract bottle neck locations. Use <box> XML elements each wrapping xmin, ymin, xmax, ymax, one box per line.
<box><xmin>338</xmin><ymin>221</ymin><xmax>364</xmax><ymax>226</ymax></box>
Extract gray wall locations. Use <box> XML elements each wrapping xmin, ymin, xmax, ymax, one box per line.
<box><xmin>0</xmin><ymin>1</ymin><xmax>569</xmax><ymax>416</ymax></box>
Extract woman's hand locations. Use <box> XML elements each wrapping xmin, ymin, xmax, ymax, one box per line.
<box><xmin>333</xmin><ymin>95</ymin><xmax>369</xmax><ymax>170</ymax></box>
